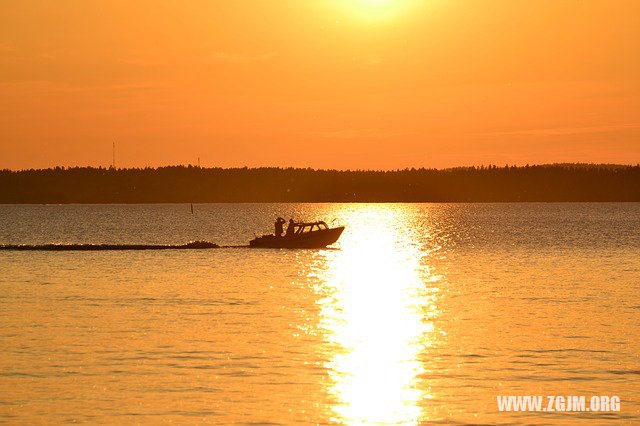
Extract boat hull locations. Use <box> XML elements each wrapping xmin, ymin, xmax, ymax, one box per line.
<box><xmin>249</xmin><ymin>226</ymin><xmax>344</xmax><ymax>248</ymax></box>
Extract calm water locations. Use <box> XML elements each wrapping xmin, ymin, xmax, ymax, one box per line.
<box><xmin>1</xmin><ymin>203</ymin><xmax>639</xmax><ymax>424</ymax></box>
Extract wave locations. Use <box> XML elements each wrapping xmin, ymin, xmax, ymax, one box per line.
<box><xmin>0</xmin><ymin>241</ymin><xmax>219</xmax><ymax>251</ymax></box>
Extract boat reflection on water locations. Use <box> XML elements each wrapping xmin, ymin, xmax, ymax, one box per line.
<box><xmin>309</xmin><ymin>206</ymin><xmax>443</xmax><ymax>424</ymax></box>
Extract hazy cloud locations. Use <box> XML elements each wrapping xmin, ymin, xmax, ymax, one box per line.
<box><xmin>0</xmin><ymin>43</ymin><xmax>17</xmax><ymax>53</ymax></box>
<box><xmin>483</xmin><ymin>124</ymin><xmax>640</xmax><ymax>137</ymax></box>
<box><xmin>309</xmin><ymin>128</ymin><xmax>410</xmax><ymax>139</ymax></box>
<box><xmin>117</xmin><ymin>57</ymin><xmax>164</xmax><ymax>68</ymax></box>
<box><xmin>205</xmin><ymin>51</ymin><xmax>278</xmax><ymax>64</ymax></box>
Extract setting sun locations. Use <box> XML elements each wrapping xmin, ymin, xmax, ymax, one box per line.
<box><xmin>331</xmin><ymin>0</ymin><xmax>418</xmax><ymax>22</ymax></box>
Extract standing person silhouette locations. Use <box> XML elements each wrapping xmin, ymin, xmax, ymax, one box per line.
<box><xmin>285</xmin><ymin>219</ymin><xmax>296</xmax><ymax>237</ymax></box>
<box><xmin>274</xmin><ymin>217</ymin><xmax>285</xmax><ymax>237</ymax></box>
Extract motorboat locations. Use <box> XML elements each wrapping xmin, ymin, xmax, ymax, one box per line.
<box><xmin>249</xmin><ymin>221</ymin><xmax>344</xmax><ymax>248</ymax></box>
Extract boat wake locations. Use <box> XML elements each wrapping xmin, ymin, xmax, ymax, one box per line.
<box><xmin>0</xmin><ymin>241</ymin><xmax>220</xmax><ymax>251</ymax></box>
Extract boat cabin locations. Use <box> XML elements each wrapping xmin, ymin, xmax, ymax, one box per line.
<box><xmin>293</xmin><ymin>221</ymin><xmax>329</xmax><ymax>235</ymax></box>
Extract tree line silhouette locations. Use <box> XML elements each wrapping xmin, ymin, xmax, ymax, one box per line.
<box><xmin>1</xmin><ymin>164</ymin><xmax>639</xmax><ymax>203</ymax></box>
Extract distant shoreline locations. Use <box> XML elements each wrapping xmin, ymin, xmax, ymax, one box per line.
<box><xmin>1</xmin><ymin>164</ymin><xmax>639</xmax><ymax>203</ymax></box>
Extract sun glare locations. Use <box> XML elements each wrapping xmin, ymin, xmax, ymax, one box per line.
<box><xmin>329</xmin><ymin>0</ymin><xmax>417</xmax><ymax>23</ymax></box>
<box><xmin>360</xmin><ymin>0</ymin><xmax>394</xmax><ymax>5</ymax></box>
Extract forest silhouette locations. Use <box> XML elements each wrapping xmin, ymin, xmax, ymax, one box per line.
<box><xmin>1</xmin><ymin>164</ymin><xmax>639</xmax><ymax>203</ymax></box>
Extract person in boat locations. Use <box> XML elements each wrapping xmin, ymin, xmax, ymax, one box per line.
<box><xmin>285</xmin><ymin>218</ymin><xmax>296</xmax><ymax>237</ymax></box>
<box><xmin>274</xmin><ymin>217</ymin><xmax>285</xmax><ymax>237</ymax></box>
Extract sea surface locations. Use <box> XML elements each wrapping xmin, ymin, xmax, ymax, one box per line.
<box><xmin>1</xmin><ymin>203</ymin><xmax>639</xmax><ymax>424</ymax></box>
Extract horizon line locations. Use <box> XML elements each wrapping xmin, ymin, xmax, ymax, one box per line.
<box><xmin>2</xmin><ymin>162</ymin><xmax>640</xmax><ymax>173</ymax></box>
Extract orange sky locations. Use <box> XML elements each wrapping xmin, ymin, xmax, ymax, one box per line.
<box><xmin>1</xmin><ymin>0</ymin><xmax>639</xmax><ymax>170</ymax></box>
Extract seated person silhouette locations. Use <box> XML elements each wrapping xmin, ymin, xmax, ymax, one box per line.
<box><xmin>285</xmin><ymin>219</ymin><xmax>296</xmax><ymax>237</ymax></box>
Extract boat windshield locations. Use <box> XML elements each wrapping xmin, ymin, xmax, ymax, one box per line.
<box><xmin>295</xmin><ymin>221</ymin><xmax>329</xmax><ymax>234</ymax></box>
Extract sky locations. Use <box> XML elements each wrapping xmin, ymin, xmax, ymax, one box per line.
<box><xmin>1</xmin><ymin>0</ymin><xmax>639</xmax><ymax>170</ymax></box>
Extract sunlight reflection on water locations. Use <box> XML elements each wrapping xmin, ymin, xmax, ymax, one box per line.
<box><xmin>310</xmin><ymin>205</ymin><xmax>443</xmax><ymax>424</ymax></box>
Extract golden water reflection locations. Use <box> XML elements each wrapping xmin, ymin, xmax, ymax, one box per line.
<box><xmin>312</xmin><ymin>206</ymin><xmax>442</xmax><ymax>424</ymax></box>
